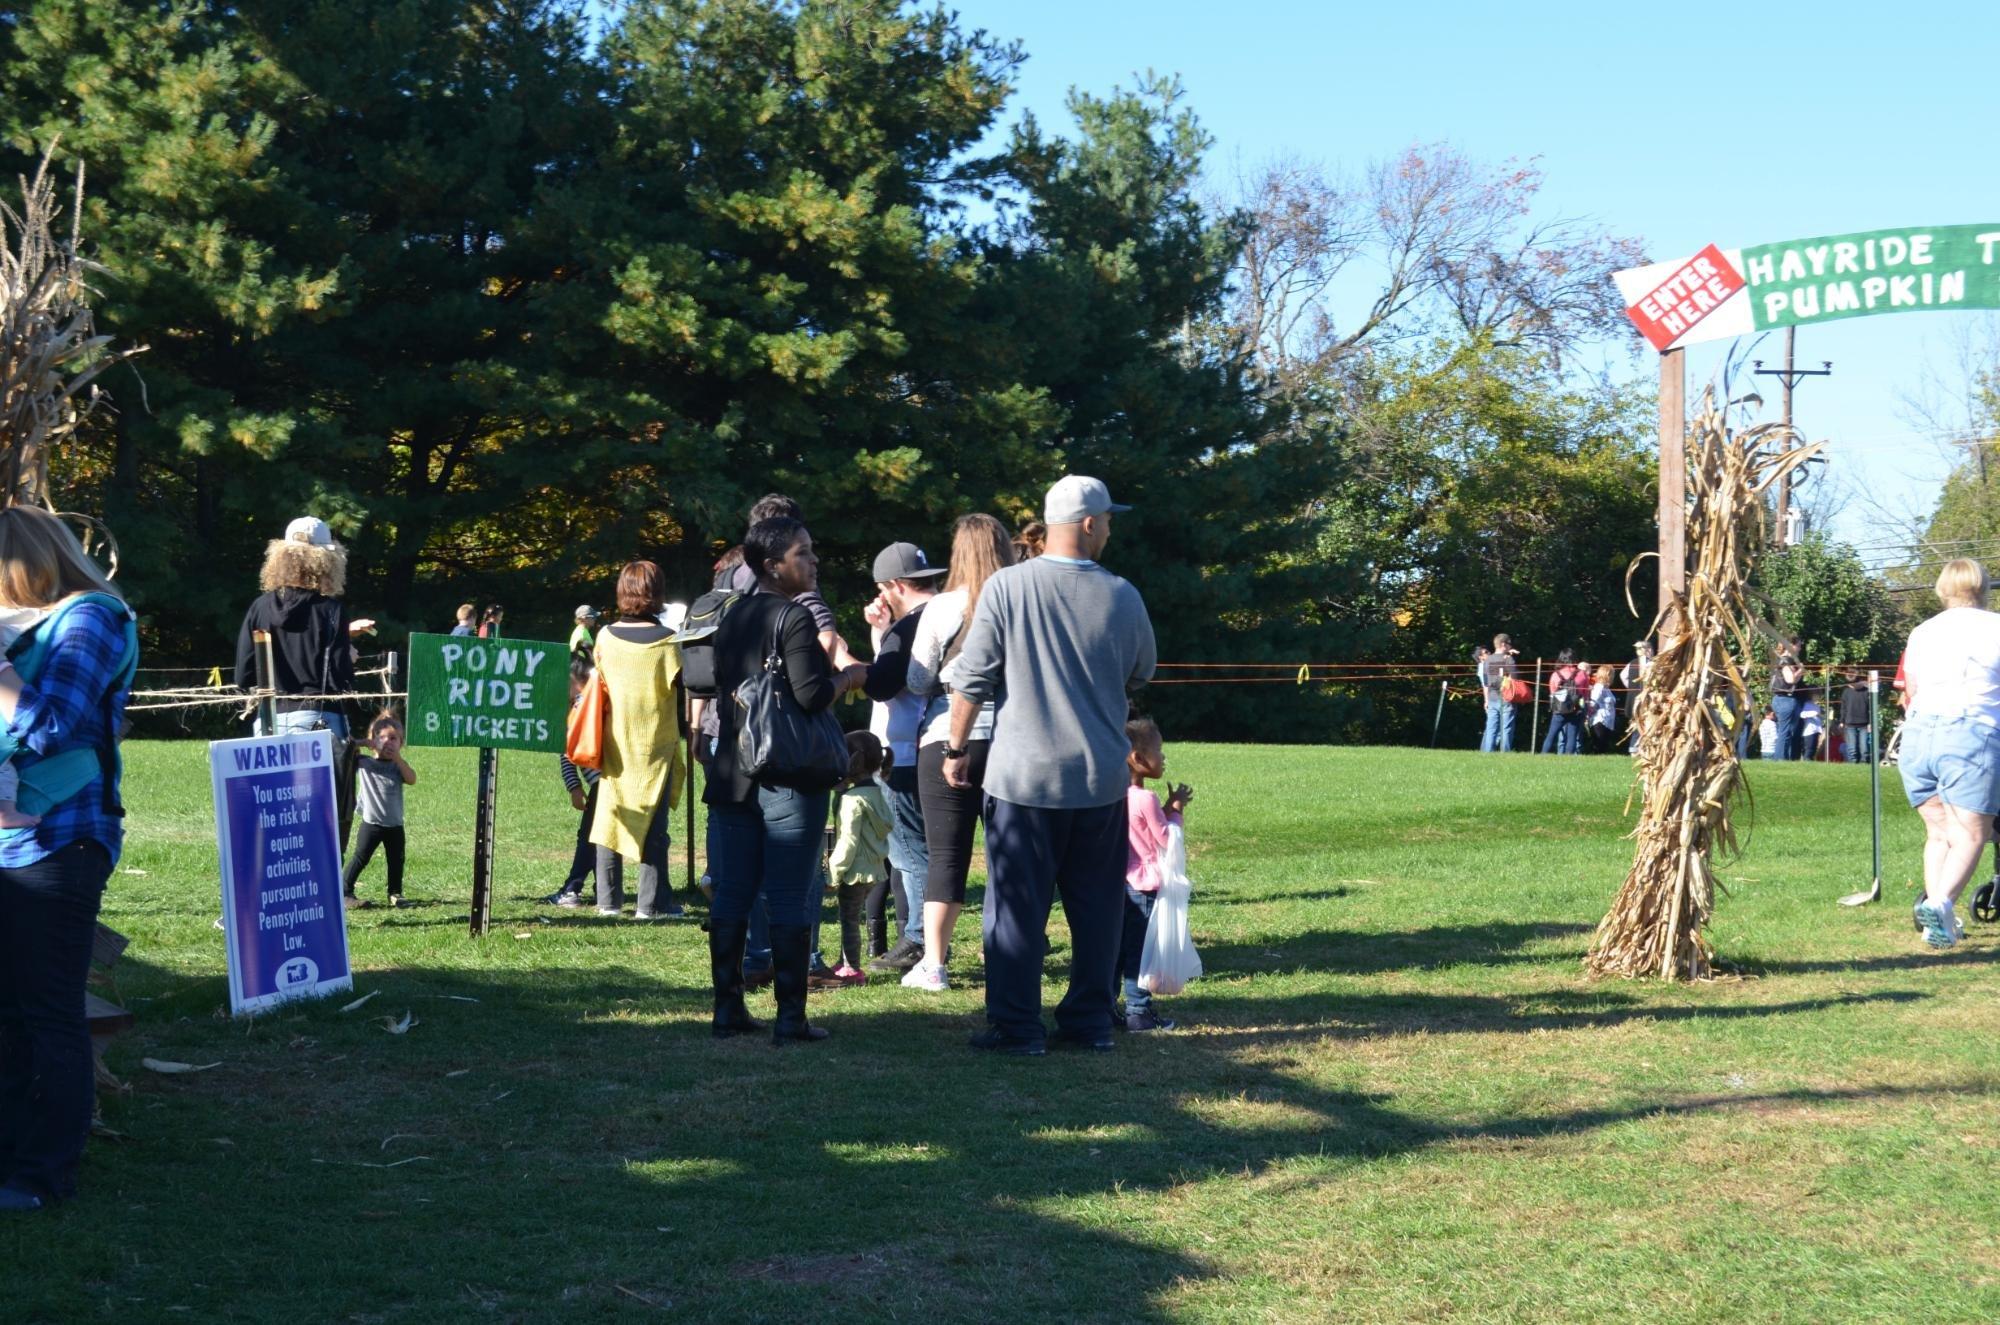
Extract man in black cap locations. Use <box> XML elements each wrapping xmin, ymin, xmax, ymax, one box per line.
<box><xmin>861</xmin><ymin>542</ymin><xmax>947</xmax><ymax>975</ymax></box>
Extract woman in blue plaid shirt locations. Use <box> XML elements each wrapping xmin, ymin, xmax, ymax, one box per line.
<box><xmin>0</xmin><ymin>508</ymin><xmax>136</xmax><ymax>1213</ymax></box>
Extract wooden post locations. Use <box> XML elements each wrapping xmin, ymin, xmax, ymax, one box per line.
<box><xmin>1530</xmin><ymin>658</ymin><xmax>1544</xmax><ymax>753</ymax></box>
<box><xmin>252</xmin><ymin>630</ymin><xmax>278</xmax><ymax>734</ymax></box>
<box><xmin>1658</xmin><ymin>348</ymin><xmax>1687</xmax><ymax>623</ymax></box>
<box><xmin>684</xmin><ymin>687</ymin><xmax>697</xmax><ymax>898</ymax></box>
<box><xmin>469</xmin><ymin>747</ymin><xmax>499</xmax><ymax>938</ymax></box>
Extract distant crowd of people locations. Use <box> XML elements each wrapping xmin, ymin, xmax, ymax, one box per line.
<box><xmin>1472</xmin><ymin>635</ymin><xmax>1649</xmax><ymax>756</ymax></box>
<box><xmin>1471</xmin><ymin>630</ymin><xmax>1891</xmax><ymax>765</ymax></box>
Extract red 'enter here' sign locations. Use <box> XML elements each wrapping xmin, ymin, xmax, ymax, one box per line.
<box><xmin>1625</xmin><ymin>244</ymin><xmax>1745</xmax><ymax>351</ymax></box>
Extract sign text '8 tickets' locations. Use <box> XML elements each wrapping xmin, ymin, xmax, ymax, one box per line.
<box><xmin>405</xmin><ymin>632</ymin><xmax>570</xmax><ymax>752</ymax></box>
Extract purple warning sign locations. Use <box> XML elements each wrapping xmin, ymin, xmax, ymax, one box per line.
<box><xmin>210</xmin><ymin>733</ymin><xmax>353</xmax><ymax>1015</ymax></box>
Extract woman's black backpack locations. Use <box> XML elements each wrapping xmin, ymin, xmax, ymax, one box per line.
<box><xmin>675</xmin><ymin>589</ymin><xmax>741</xmax><ymax>700</ymax></box>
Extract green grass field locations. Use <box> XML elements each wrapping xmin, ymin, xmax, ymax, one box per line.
<box><xmin>4</xmin><ymin>740</ymin><xmax>1996</xmax><ymax>1323</ymax></box>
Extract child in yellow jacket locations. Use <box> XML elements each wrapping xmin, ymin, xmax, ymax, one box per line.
<box><xmin>827</xmin><ymin>731</ymin><xmax>892</xmax><ymax>985</ymax></box>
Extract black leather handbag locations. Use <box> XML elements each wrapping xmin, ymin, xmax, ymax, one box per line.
<box><xmin>733</xmin><ymin>613</ymin><xmax>847</xmax><ymax>790</ymax></box>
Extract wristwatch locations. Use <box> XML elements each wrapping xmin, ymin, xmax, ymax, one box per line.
<box><xmin>941</xmin><ymin>745</ymin><xmax>967</xmax><ymax>760</ymax></box>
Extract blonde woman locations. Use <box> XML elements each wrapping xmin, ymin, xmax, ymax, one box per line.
<box><xmin>232</xmin><ymin>517</ymin><xmax>375</xmax><ymax>746</ymax></box>
<box><xmin>900</xmin><ymin>514</ymin><xmax>1016</xmax><ymax>991</ymax></box>
<box><xmin>1899</xmin><ymin>558</ymin><xmax>2000</xmax><ymax>948</ymax></box>
<box><xmin>0</xmin><ymin>507</ymin><xmax>138</xmax><ymax>1212</ymax></box>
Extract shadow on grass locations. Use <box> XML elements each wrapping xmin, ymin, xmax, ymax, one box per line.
<box><xmin>1196</xmin><ymin>920</ymin><xmax>1594</xmax><ymax>977</ymax></box>
<box><xmin>1729</xmin><ymin>946</ymin><xmax>1997</xmax><ymax>976</ymax></box>
<box><xmin>47</xmin><ymin>940</ymin><xmax>1955</xmax><ymax>1324</ymax></box>
<box><xmin>1197</xmin><ymin>885</ymin><xmax>1352</xmax><ymax>907</ymax></box>
<box><xmin>1183</xmin><ymin>987</ymin><xmax>1928</xmax><ymax>1044</ymax></box>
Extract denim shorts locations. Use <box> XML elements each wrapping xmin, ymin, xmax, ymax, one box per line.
<box><xmin>1899</xmin><ymin>714</ymin><xmax>2000</xmax><ymax>815</ymax></box>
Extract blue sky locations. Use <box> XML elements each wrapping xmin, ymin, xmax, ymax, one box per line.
<box><xmin>938</xmin><ymin>0</ymin><xmax>1999</xmax><ymax>555</ymax></box>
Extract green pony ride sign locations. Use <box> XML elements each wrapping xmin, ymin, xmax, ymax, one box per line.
<box><xmin>405</xmin><ymin>632</ymin><xmax>568</xmax><ymax>753</ymax></box>
<box><xmin>1615</xmin><ymin>223</ymin><xmax>2000</xmax><ymax>352</ymax></box>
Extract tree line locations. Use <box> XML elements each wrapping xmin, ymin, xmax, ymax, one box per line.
<box><xmin>7</xmin><ymin>0</ymin><xmax>1876</xmax><ymax>742</ymax></box>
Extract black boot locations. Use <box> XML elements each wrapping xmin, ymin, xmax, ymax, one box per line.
<box><xmin>709</xmin><ymin>917</ymin><xmax>763</xmax><ymax>1040</ymax></box>
<box><xmin>770</xmin><ymin>923</ymin><xmax>829</xmax><ymax>1046</ymax></box>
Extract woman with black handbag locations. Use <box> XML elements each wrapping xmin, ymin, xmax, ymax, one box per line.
<box><xmin>705</xmin><ymin>517</ymin><xmax>867</xmax><ymax>1044</ymax></box>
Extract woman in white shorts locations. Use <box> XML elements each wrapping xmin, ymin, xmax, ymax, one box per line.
<box><xmin>1898</xmin><ymin>558</ymin><xmax>2000</xmax><ymax>948</ymax></box>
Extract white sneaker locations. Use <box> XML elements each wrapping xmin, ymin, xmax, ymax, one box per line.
<box><xmin>597</xmin><ymin>908</ymin><xmax>621</xmax><ymax>917</ymax></box>
<box><xmin>901</xmin><ymin>961</ymin><xmax>948</xmax><ymax>992</ymax></box>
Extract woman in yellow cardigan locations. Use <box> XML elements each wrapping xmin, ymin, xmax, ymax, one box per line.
<box><xmin>589</xmin><ymin>561</ymin><xmax>686</xmax><ymax>919</ymax></box>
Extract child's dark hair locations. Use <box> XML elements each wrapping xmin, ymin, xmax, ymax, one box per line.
<box><xmin>1126</xmin><ymin>714</ymin><xmax>1161</xmax><ymax>749</ymax></box>
<box><xmin>843</xmin><ymin>729</ymin><xmax>888</xmax><ymax>785</ymax></box>
<box><xmin>370</xmin><ymin>711</ymin><xmax>403</xmax><ymax>739</ymax></box>
<box><xmin>569</xmin><ymin>656</ymin><xmax>593</xmax><ymax>687</ymax></box>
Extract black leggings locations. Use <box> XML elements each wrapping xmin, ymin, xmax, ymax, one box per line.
<box><xmin>918</xmin><ymin>740</ymin><xmax>989</xmax><ymax>905</ymax></box>
<box><xmin>342</xmin><ymin>822</ymin><xmax>406</xmax><ymax>898</ymax></box>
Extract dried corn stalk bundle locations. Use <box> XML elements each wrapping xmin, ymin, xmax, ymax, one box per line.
<box><xmin>0</xmin><ymin>143</ymin><xmax>145</xmax><ymax>508</ymax></box>
<box><xmin>1586</xmin><ymin>387</ymin><xmax>1818</xmax><ymax>980</ymax></box>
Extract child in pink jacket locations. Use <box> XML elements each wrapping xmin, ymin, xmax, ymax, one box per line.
<box><xmin>1120</xmin><ymin>716</ymin><xmax>1192</xmax><ymax>1031</ymax></box>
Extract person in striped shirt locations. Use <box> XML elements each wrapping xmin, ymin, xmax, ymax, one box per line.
<box><xmin>544</xmin><ymin>655</ymin><xmax>601</xmax><ymax>908</ymax></box>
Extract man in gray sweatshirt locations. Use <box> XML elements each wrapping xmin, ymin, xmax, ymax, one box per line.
<box><xmin>943</xmin><ymin>475</ymin><xmax>1156</xmax><ymax>1054</ymax></box>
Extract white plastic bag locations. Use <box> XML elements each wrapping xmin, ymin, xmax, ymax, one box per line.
<box><xmin>1137</xmin><ymin>822</ymin><xmax>1201</xmax><ymax>995</ymax></box>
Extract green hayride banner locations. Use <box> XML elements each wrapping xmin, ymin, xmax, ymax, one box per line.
<box><xmin>404</xmin><ymin>632</ymin><xmax>568</xmax><ymax>753</ymax></box>
<box><xmin>1743</xmin><ymin>224</ymin><xmax>2000</xmax><ymax>331</ymax></box>
<box><xmin>1615</xmin><ymin>223</ymin><xmax>2000</xmax><ymax>351</ymax></box>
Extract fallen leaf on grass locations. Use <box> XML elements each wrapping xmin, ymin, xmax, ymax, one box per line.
<box><xmin>445</xmin><ymin>1069</ymin><xmax>471</xmax><ymax>1079</ymax></box>
<box><xmin>310</xmin><ymin>1156</ymin><xmax>431</xmax><ymax>1170</ymax></box>
<box><xmin>614</xmin><ymin>1285</ymin><xmax>668</xmax><ymax>1309</ymax></box>
<box><xmin>142</xmin><ymin>1058</ymin><xmax>221</xmax><ymax>1074</ymax></box>
<box><xmin>122</xmin><ymin>868</ymin><xmax>149</xmax><ymax>876</ymax></box>
<box><xmin>513</xmin><ymin>931</ymin><xmax>533</xmax><ymax>940</ymax></box>
<box><xmin>340</xmin><ymin>991</ymin><xmax>381</xmax><ymax>1013</ymax></box>
<box><xmin>378</xmin><ymin>1012</ymin><xmax>417</xmax><ymax>1035</ymax></box>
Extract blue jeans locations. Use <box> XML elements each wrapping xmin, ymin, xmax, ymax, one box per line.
<box><xmin>708</xmin><ymin>803</ymin><xmax>769</xmax><ymax>972</ymax></box>
<box><xmin>981</xmin><ymin>797</ymin><xmax>1127</xmax><ymax>1045</ymax></box>
<box><xmin>1118</xmin><ymin>884</ymin><xmax>1158</xmax><ymax>1017</ymax></box>
<box><xmin>885</xmin><ymin>766</ymin><xmax>927</xmax><ymax>944</ymax></box>
<box><xmin>1844</xmin><ymin>725</ymin><xmax>1874</xmax><ymax>763</ymax></box>
<box><xmin>708</xmin><ymin>785</ymin><xmax>830</xmax><ymax>929</ymax></box>
<box><xmin>257</xmin><ymin>707</ymin><xmax>349</xmax><ymax>744</ymax></box>
<box><xmin>1482</xmin><ymin>699</ymin><xmax>1515</xmax><ymax>752</ymax></box>
<box><xmin>1771</xmin><ymin>695</ymin><xmax>1801</xmax><ymax>761</ymax></box>
<box><xmin>0</xmin><ymin>840</ymin><xmax>114</xmax><ymax>1202</ymax></box>
<box><xmin>1541</xmin><ymin>712</ymin><xmax>1583</xmax><ymax>754</ymax></box>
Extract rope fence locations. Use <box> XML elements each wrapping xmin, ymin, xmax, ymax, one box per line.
<box><xmin>125</xmin><ymin>661</ymin><xmax>401</xmax><ymax>715</ymax></box>
<box><xmin>122</xmin><ymin>653</ymin><xmax>1899</xmax><ymax>711</ymax></box>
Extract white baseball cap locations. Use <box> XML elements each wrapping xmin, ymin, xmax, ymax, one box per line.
<box><xmin>1043</xmin><ymin>475</ymin><xmax>1130</xmax><ymax>525</ymax></box>
<box><xmin>285</xmin><ymin>516</ymin><xmax>335</xmax><ymax>547</ymax></box>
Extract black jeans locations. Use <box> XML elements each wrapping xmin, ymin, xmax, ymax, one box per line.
<box><xmin>980</xmin><ymin>797</ymin><xmax>1127</xmax><ymax>1044</ymax></box>
<box><xmin>918</xmin><ymin>740</ymin><xmax>989</xmax><ymax>905</ymax></box>
<box><xmin>342</xmin><ymin>822</ymin><xmax>406</xmax><ymax>898</ymax></box>
<box><xmin>561</xmin><ymin>783</ymin><xmax>600</xmax><ymax>892</ymax></box>
<box><xmin>0</xmin><ymin>840</ymin><xmax>114</xmax><ymax>1201</ymax></box>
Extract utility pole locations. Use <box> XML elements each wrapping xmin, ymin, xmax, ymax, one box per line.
<box><xmin>1754</xmin><ymin>327</ymin><xmax>1833</xmax><ymax>545</ymax></box>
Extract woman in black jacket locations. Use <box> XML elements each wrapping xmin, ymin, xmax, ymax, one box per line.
<box><xmin>706</xmin><ymin>517</ymin><xmax>866</xmax><ymax>1044</ymax></box>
